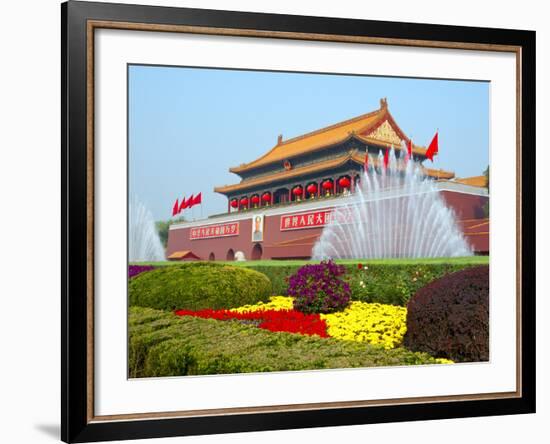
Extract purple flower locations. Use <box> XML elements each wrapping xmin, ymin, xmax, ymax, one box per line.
<box><xmin>128</xmin><ymin>265</ymin><xmax>155</xmax><ymax>279</ymax></box>
<box><xmin>288</xmin><ymin>260</ymin><xmax>351</xmax><ymax>314</ymax></box>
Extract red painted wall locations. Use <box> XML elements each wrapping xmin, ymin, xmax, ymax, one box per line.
<box><xmin>166</xmin><ymin>190</ymin><xmax>489</xmax><ymax>260</ymax></box>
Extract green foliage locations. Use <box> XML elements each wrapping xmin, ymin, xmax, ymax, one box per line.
<box><xmin>131</xmin><ymin>256</ymin><xmax>489</xmax><ymax>267</ymax></box>
<box><xmin>239</xmin><ymin>264</ymin><xmax>294</xmax><ymax>295</ymax></box>
<box><xmin>155</xmin><ymin>217</ymin><xmax>185</xmax><ymax>248</ymax></box>
<box><xmin>404</xmin><ymin>265</ymin><xmax>489</xmax><ymax>362</ymax></box>
<box><xmin>244</xmin><ymin>262</ymin><xmax>482</xmax><ymax>306</ymax></box>
<box><xmin>129</xmin><ymin>306</ymin><xmax>446</xmax><ymax>377</ymax></box>
<box><xmin>127</xmin><ymin>258</ymin><xmax>489</xmax><ymax>307</ymax></box>
<box><xmin>129</xmin><ymin>262</ymin><xmax>272</xmax><ymax>311</ymax></box>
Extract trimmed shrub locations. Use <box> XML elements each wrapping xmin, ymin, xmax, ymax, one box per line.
<box><xmin>129</xmin><ymin>262</ymin><xmax>272</xmax><ymax>311</ymax></box>
<box><xmin>129</xmin><ymin>306</ymin><xmax>448</xmax><ymax>377</ymax></box>
<box><xmin>288</xmin><ymin>261</ymin><xmax>351</xmax><ymax>313</ymax></box>
<box><xmin>404</xmin><ymin>265</ymin><xmax>489</xmax><ymax>362</ymax></box>
<box><xmin>244</xmin><ymin>261</ymin><xmax>484</xmax><ymax>306</ymax></box>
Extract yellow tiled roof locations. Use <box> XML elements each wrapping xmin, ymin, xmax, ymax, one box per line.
<box><xmin>454</xmin><ymin>175</ymin><xmax>487</xmax><ymax>187</ymax></box>
<box><xmin>424</xmin><ymin>167</ymin><xmax>455</xmax><ymax>180</ymax></box>
<box><xmin>229</xmin><ymin>101</ymin><xmax>425</xmax><ymax>174</ymax></box>
<box><xmin>167</xmin><ymin>250</ymin><xmax>199</xmax><ymax>259</ymax></box>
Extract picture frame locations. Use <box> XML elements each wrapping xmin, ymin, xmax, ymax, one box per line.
<box><xmin>61</xmin><ymin>1</ymin><xmax>536</xmax><ymax>442</ymax></box>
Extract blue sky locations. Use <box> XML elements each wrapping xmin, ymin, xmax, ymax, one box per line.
<box><xmin>129</xmin><ymin>65</ymin><xmax>489</xmax><ymax>221</ymax></box>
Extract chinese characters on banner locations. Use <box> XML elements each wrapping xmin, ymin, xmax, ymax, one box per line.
<box><xmin>190</xmin><ymin>222</ymin><xmax>240</xmax><ymax>240</ymax></box>
<box><xmin>280</xmin><ymin>209</ymin><xmax>351</xmax><ymax>231</ymax></box>
<box><xmin>280</xmin><ymin>209</ymin><xmax>353</xmax><ymax>231</ymax></box>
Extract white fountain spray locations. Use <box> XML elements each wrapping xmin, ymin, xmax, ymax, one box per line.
<box><xmin>129</xmin><ymin>196</ymin><xmax>165</xmax><ymax>262</ymax></box>
<box><xmin>312</xmin><ymin>145</ymin><xmax>472</xmax><ymax>260</ymax></box>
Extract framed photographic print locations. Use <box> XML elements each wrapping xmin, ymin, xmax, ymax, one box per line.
<box><xmin>61</xmin><ymin>1</ymin><xmax>536</xmax><ymax>442</ymax></box>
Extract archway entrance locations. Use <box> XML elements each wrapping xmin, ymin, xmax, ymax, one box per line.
<box><xmin>208</xmin><ymin>252</ymin><xmax>215</xmax><ymax>261</ymax></box>
<box><xmin>226</xmin><ymin>249</ymin><xmax>235</xmax><ymax>261</ymax></box>
<box><xmin>251</xmin><ymin>243</ymin><xmax>263</xmax><ymax>260</ymax></box>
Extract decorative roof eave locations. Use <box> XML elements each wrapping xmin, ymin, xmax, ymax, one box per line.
<box><xmin>215</xmin><ymin>151</ymin><xmax>454</xmax><ymax>195</ymax></box>
<box><xmin>354</xmin><ymin>135</ymin><xmax>427</xmax><ymax>156</ymax></box>
<box><xmin>216</xmin><ymin>151</ymin><xmax>361</xmax><ymax>195</ymax></box>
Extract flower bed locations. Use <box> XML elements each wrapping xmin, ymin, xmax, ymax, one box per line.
<box><xmin>176</xmin><ymin>296</ymin><xmax>414</xmax><ymax>350</ymax></box>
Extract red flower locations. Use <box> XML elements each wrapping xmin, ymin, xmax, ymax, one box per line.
<box><xmin>174</xmin><ymin>308</ymin><xmax>328</xmax><ymax>337</ymax></box>
<box><xmin>357</xmin><ymin>263</ymin><xmax>363</xmax><ymax>269</ymax></box>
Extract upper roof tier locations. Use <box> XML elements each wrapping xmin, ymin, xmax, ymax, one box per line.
<box><xmin>229</xmin><ymin>98</ymin><xmax>428</xmax><ymax>174</ymax></box>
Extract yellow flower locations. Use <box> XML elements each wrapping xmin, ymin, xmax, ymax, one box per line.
<box><xmin>321</xmin><ymin>301</ymin><xmax>407</xmax><ymax>349</ymax></box>
<box><xmin>434</xmin><ymin>358</ymin><xmax>454</xmax><ymax>364</ymax></box>
<box><xmin>230</xmin><ymin>296</ymin><xmax>293</xmax><ymax>313</ymax></box>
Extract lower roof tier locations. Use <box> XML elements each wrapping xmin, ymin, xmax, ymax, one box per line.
<box><xmin>214</xmin><ymin>150</ymin><xmax>454</xmax><ymax>196</ymax></box>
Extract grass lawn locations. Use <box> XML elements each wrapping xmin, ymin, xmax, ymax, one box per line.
<box><xmin>132</xmin><ymin>256</ymin><xmax>489</xmax><ymax>267</ymax></box>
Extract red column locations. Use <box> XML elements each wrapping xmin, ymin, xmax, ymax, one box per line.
<box><xmin>333</xmin><ymin>178</ymin><xmax>337</xmax><ymax>196</ymax></box>
<box><xmin>317</xmin><ymin>181</ymin><xmax>321</xmax><ymax>198</ymax></box>
<box><xmin>351</xmin><ymin>176</ymin><xmax>355</xmax><ymax>194</ymax></box>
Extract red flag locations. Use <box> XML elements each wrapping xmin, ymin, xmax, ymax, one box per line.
<box><xmin>407</xmin><ymin>139</ymin><xmax>413</xmax><ymax>158</ymax></box>
<box><xmin>425</xmin><ymin>132</ymin><xmax>439</xmax><ymax>162</ymax></box>
<box><xmin>192</xmin><ymin>192</ymin><xmax>202</xmax><ymax>206</ymax></box>
<box><xmin>178</xmin><ymin>196</ymin><xmax>188</xmax><ymax>213</ymax></box>
<box><xmin>172</xmin><ymin>198</ymin><xmax>179</xmax><ymax>216</ymax></box>
<box><xmin>364</xmin><ymin>149</ymin><xmax>369</xmax><ymax>172</ymax></box>
<box><xmin>383</xmin><ymin>147</ymin><xmax>389</xmax><ymax>169</ymax></box>
<box><xmin>186</xmin><ymin>194</ymin><xmax>195</xmax><ymax>209</ymax></box>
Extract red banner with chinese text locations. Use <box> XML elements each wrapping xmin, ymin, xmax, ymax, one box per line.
<box><xmin>280</xmin><ymin>210</ymin><xmax>333</xmax><ymax>231</ymax></box>
<box><xmin>190</xmin><ymin>222</ymin><xmax>240</xmax><ymax>240</ymax></box>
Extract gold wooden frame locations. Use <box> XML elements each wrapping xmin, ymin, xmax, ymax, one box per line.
<box><xmin>86</xmin><ymin>20</ymin><xmax>523</xmax><ymax>424</ymax></box>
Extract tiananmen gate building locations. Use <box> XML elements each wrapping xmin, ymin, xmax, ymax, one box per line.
<box><xmin>166</xmin><ymin>99</ymin><xmax>489</xmax><ymax>261</ymax></box>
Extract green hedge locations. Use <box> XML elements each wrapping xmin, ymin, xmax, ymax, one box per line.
<box><xmin>129</xmin><ymin>306</ymin><xmax>447</xmax><ymax>377</ymax></box>
<box><xmin>129</xmin><ymin>262</ymin><xmax>271</xmax><ymax>311</ymax></box>
<box><xmin>243</xmin><ymin>262</ymin><xmax>485</xmax><ymax>306</ymax></box>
